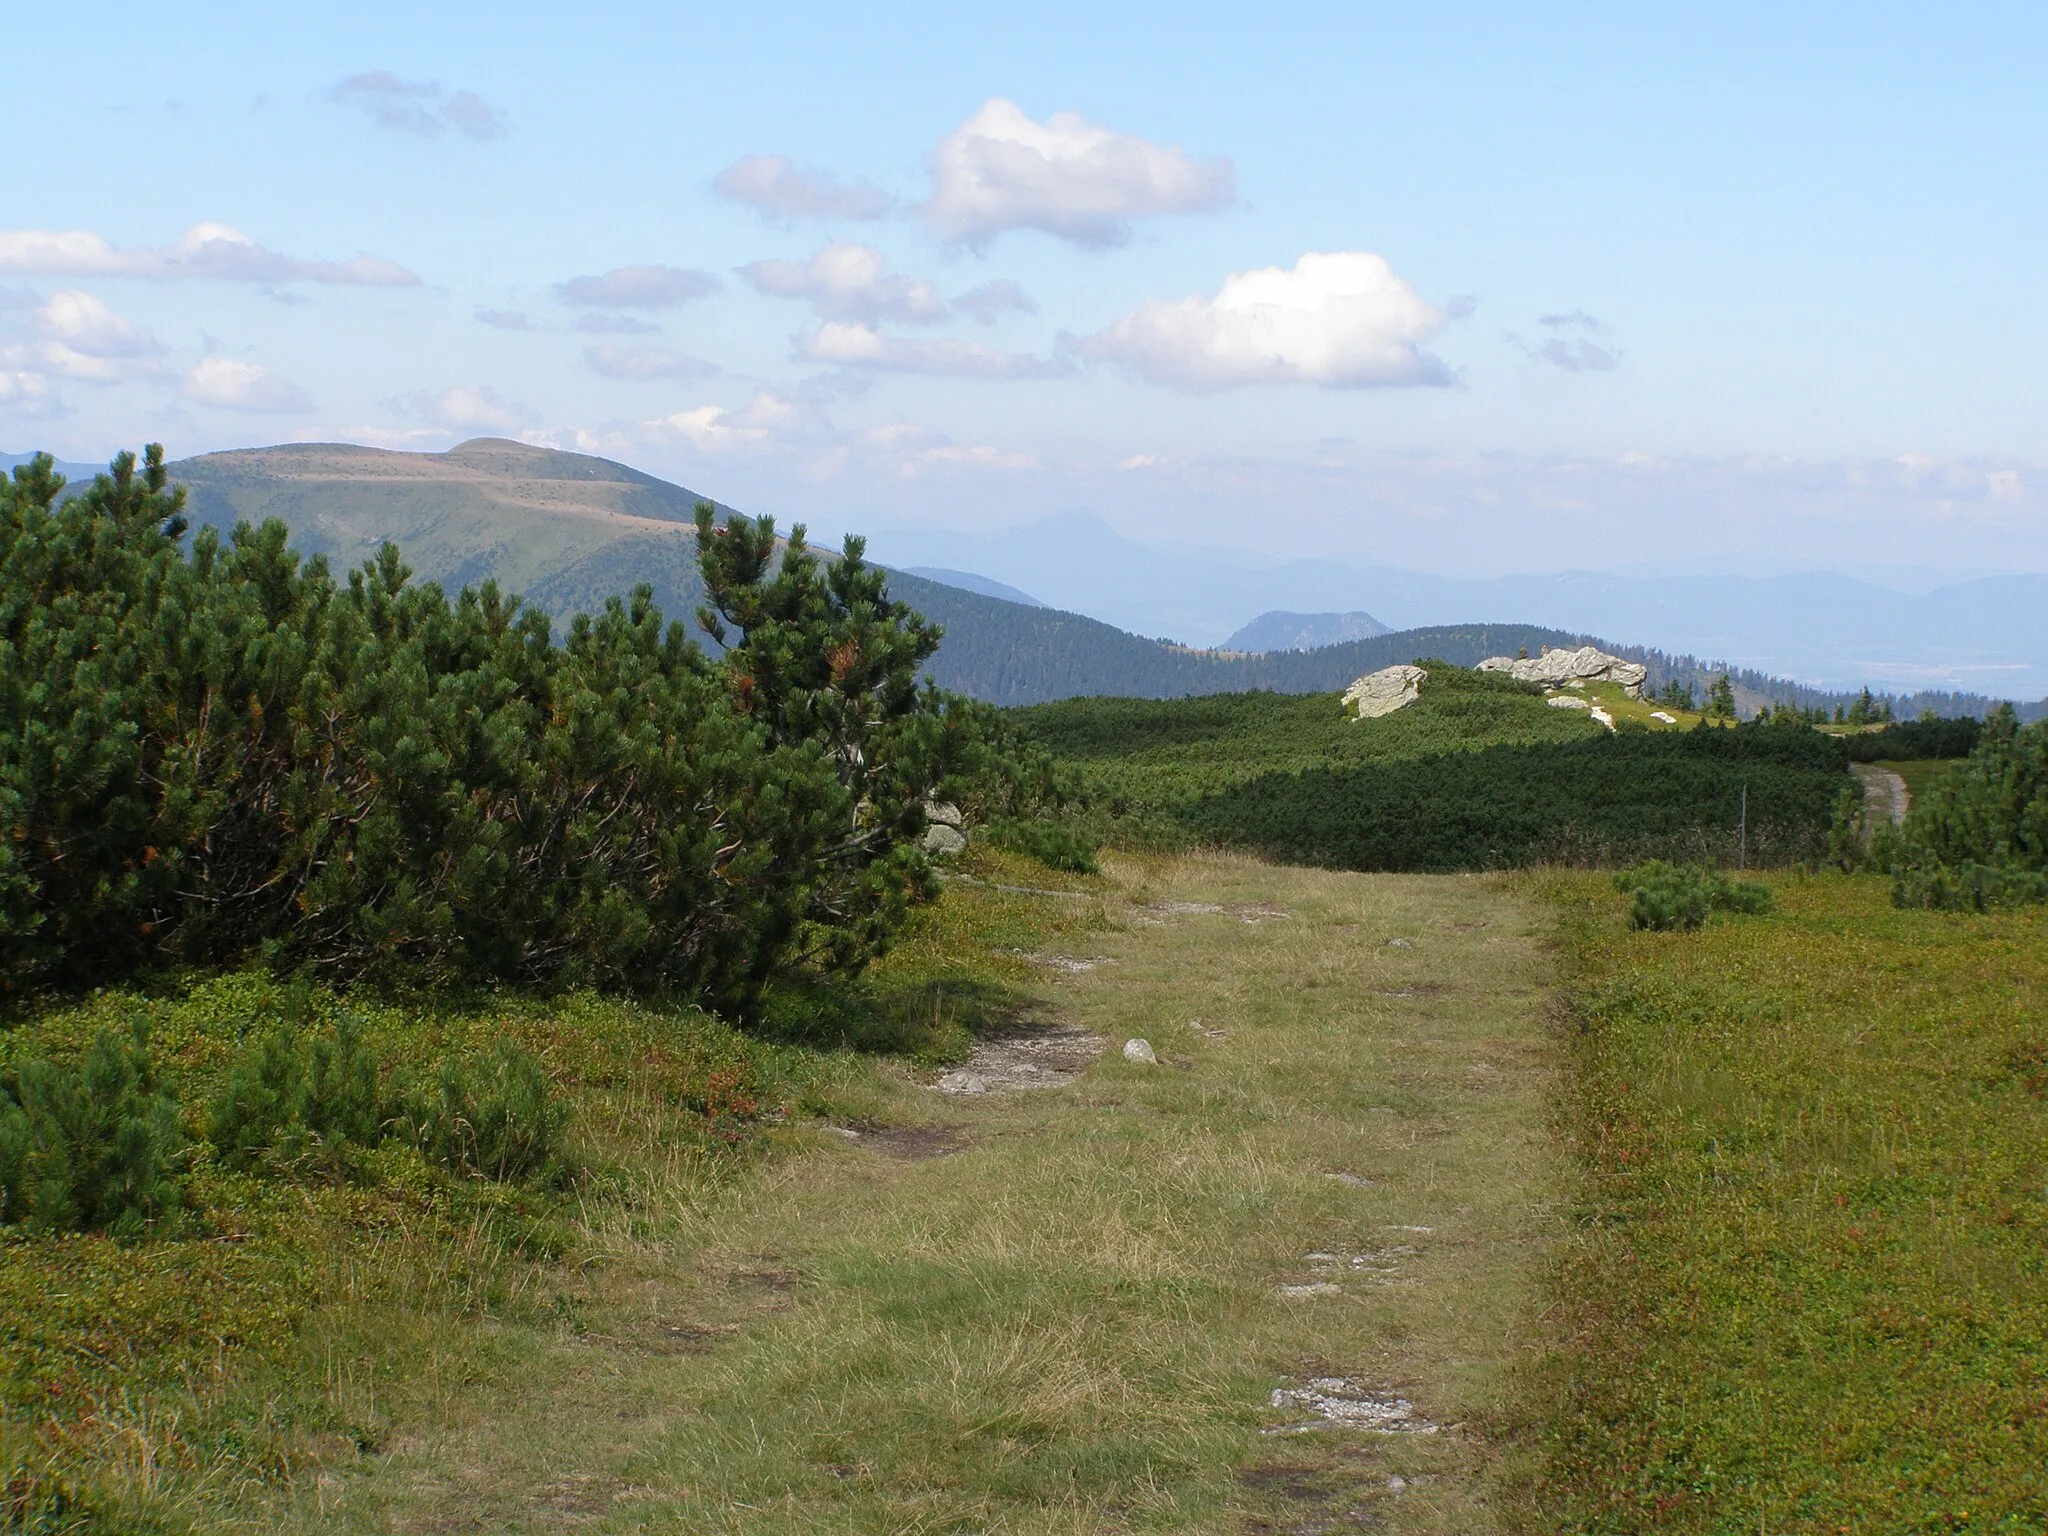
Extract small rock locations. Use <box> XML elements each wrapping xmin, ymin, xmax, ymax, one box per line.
<box><xmin>1546</xmin><ymin>693</ymin><xmax>1592</xmax><ymax>710</ymax></box>
<box><xmin>1589</xmin><ymin>706</ymin><xmax>1616</xmax><ymax>731</ymax></box>
<box><xmin>1387</xmin><ymin>937</ymin><xmax>1413</xmax><ymax>950</ymax></box>
<box><xmin>1324</xmin><ymin>1171</ymin><xmax>1373</xmax><ymax>1187</ymax></box>
<box><xmin>935</xmin><ymin>1070</ymin><xmax>988</xmax><ymax>1094</ymax></box>
<box><xmin>924</xmin><ymin>799</ymin><xmax>965</xmax><ymax>829</ymax></box>
<box><xmin>1279</xmin><ymin>1281</ymin><xmax>1343</xmax><ymax>1297</ymax></box>
<box><xmin>1650</xmin><ymin>709</ymin><xmax>1677</xmax><ymax>724</ymax></box>
<box><xmin>923</xmin><ymin>822</ymin><xmax>968</xmax><ymax>856</ymax></box>
<box><xmin>1122</xmin><ymin>1038</ymin><xmax>1157</xmax><ymax>1064</ymax></box>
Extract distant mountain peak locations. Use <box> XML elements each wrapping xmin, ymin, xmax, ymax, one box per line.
<box><xmin>1224</xmin><ymin>610</ymin><xmax>1391</xmax><ymax>653</ymax></box>
<box><xmin>901</xmin><ymin>567</ymin><xmax>1047</xmax><ymax>608</ymax></box>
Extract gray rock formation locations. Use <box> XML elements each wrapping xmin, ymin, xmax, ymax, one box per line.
<box><xmin>1478</xmin><ymin>645</ymin><xmax>1648</xmax><ymax>697</ymax></box>
<box><xmin>923</xmin><ymin>800</ymin><xmax>968</xmax><ymax>856</ymax></box>
<box><xmin>1341</xmin><ymin>663</ymin><xmax>1427</xmax><ymax>719</ymax></box>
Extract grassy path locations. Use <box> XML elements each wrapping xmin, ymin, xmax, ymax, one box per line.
<box><xmin>257</xmin><ymin>854</ymin><xmax>1562</xmax><ymax>1534</ymax></box>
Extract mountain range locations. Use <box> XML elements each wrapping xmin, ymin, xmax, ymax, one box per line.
<box><xmin>864</xmin><ymin>512</ymin><xmax>2048</xmax><ymax>700</ymax></box>
<box><xmin>9</xmin><ymin>438</ymin><xmax>2043</xmax><ymax>715</ymax></box>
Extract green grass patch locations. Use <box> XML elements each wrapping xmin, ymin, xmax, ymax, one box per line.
<box><xmin>1511</xmin><ymin>869</ymin><xmax>2048</xmax><ymax>1532</ymax></box>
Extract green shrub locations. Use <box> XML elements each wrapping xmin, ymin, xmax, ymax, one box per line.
<box><xmin>1886</xmin><ymin>705</ymin><xmax>2047</xmax><ymax>911</ymax></box>
<box><xmin>397</xmin><ymin>1043</ymin><xmax>568</xmax><ymax>1183</ymax></box>
<box><xmin>208</xmin><ymin>1014</ymin><xmax>383</xmax><ymax>1176</ymax></box>
<box><xmin>0</xmin><ymin>1020</ymin><xmax>186</xmax><ymax>1235</ymax></box>
<box><xmin>985</xmin><ymin>815</ymin><xmax>1100</xmax><ymax>874</ymax></box>
<box><xmin>1615</xmin><ymin>861</ymin><xmax>1711</xmax><ymax>931</ymax></box>
<box><xmin>0</xmin><ymin>449</ymin><xmax>980</xmax><ymax>1011</ymax></box>
<box><xmin>1614</xmin><ymin>861</ymin><xmax>1777</xmax><ymax>931</ymax></box>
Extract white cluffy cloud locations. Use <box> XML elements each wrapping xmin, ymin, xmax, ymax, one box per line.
<box><xmin>799</xmin><ymin>322</ymin><xmax>1069</xmax><ymax>379</ymax></box>
<box><xmin>644</xmin><ymin>391</ymin><xmax>799</xmax><ymax>452</ymax></box>
<box><xmin>740</xmin><ymin>243</ymin><xmax>947</xmax><ymax>325</ymax></box>
<box><xmin>181</xmin><ymin>358</ymin><xmax>314</xmax><ymax>413</ymax></box>
<box><xmin>328</xmin><ymin>73</ymin><xmax>510</xmax><ymax>140</ymax></box>
<box><xmin>410</xmin><ymin>384</ymin><xmax>538</xmax><ymax>435</ymax></box>
<box><xmin>0</xmin><ymin>224</ymin><xmax>420</xmax><ymax>286</ymax></box>
<box><xmin>1081</xmin><ymin>251</ymin><xmax>1450</xmax><ymax>391</ymax></box>
<box><xmin>714</xmin><ymin>155</ymin><xmax>892</xmax><ymax>222</ymax></box>
<box><xmin>3</xmin><ymin>291</ymin><xmax>161</xmax><ymax>383</ymax></box>
<box><xmin>925</xmin><ymin>98</ymin><xmax>1233</xmax><ymax>248</ymax></box>
<box><xmin>555</xmin><ymin>265</ymin><xmax>719</xmax><ymax>309</ymax></box>
<box><xmin>582</xmin><ymin>344</ymin><xmax>717</xmax><ymax>381</ymax></box>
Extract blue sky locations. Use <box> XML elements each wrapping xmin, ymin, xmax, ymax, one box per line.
<box><xmin>6</xmin><ymin>0</ymin><xmax>2046</xmax><ymax>578</ymax></box>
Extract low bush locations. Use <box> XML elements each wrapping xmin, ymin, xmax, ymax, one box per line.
<box><xmin>209</xmin><ymin>1013</ymin><xmax>384</xmax><ymax>1176</ymax></box>
<box><xmin>395</xmin><ymin>1042</ymin><xmax>568</xmax><ymax>1184</ymax></box>
<box><xmin>1613</xmin><ymin>861</ymin><xmax>1776</xmax><ymax>931</ymax></box>
<box><xmin>0</xmin><ymin>1020</ymin><xmax>187</xmax><ymax>1235</ymax></box>
<box><xmin>984</xmin><ymin>814</ymin><xmax>1099</xmax><ymax>874</ymax></box>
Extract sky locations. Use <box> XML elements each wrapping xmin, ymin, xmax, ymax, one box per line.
<box><xmin>5</xmin><ymin>0</ymin><xmax>2047</xmax><ymax>581</ymax></box>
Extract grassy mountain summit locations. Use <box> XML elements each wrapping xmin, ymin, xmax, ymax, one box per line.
<box><xmin>171</xmin><ymin>438</ymin><xmax>732</xmax><ymax>606</ymax></box>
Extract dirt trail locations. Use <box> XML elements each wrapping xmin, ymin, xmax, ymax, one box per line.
<box><xmin>1851</xmin><ymin>761</ymin><xmax>1911</xmax><ymax>827</ymax></box>
<box><xmin>264</xmin><ymin>855</ymin><xmax>1561</xmax><ymax>1535</ymax></box>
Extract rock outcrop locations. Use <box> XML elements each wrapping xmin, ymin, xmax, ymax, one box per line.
<box><xmin>923</xmin><ymin>800</ymin><xmax>967</xmax><ymax>856</ymax></box>
<box><xmin>1477</xmin><ymin>645</ymin><xmax>1647</xmax><ymax>698</ymax></box>
<box><xmin>1342</xmin><ymin>663</ymin><xmax>1426</xmax><ymax>719</ymax></box>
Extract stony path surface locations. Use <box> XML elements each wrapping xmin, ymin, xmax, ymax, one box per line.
<box><xmin>1851</xmin><ymin>761</ymin><xmax>1911</xmax><ymax>827</ymax></box>
<box><xmin>264</xmin><ymin>855</ymin><xmax>1561</xmax><ymax>1535</ymax></box>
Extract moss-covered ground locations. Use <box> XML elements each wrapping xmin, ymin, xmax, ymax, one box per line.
<box><xmin>1513</xmin><ymin>870</ymin><xmax>2048</xmax><ymax>1533</ymax></box>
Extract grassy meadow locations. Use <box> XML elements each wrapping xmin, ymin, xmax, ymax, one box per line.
<box><xmin>1515</xmin><ymin>870</ymin><xmax>2048</xmax><ymax>1533</ymax></box>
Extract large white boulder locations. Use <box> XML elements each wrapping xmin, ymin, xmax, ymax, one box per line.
<box><xmin>1342</xmin><ymin>663</ymin><xmax>1427</xmax><ymax>719</ymax></box>
<box><xmin>1477</xmin><ymin>645</ymin><xmax>1648</xmax><ymax>698</ymax></box>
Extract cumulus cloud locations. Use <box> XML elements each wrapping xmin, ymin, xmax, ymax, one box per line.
<box><xmin>1</xmin><ymin>291</ymin><xmax>161</xmax><ymax>383</ymax></box>
<box><xmin>643</xmin><ymin>391</ymin><xmax>799</xmax><ymax>452</ymax></box>
<box><xmin>574</xmin><ymin>312</ymin><xmax>659</xmax><ymax>334</ymax></box>
<box><xmin>180</xmin><ymin>358</ymin><xmax>314</xmax><ymax>413</ymax></box>
<box><xmin>0</xmin><ymin>223</ymin><xmax>420</xmax><ymax>286</ymax></box>
<box><xmin>410</xmin><ymin>383</ymin><xmax>538</xmax><ymax>435</ymax></box>
<box><xmin>713</xmin><ymin>154</ymin><xmax>892</xmax><ymax>222</ymax></box>
<box><xmin>798</xmin><ymin>322</ymin><xmax>1070</xmax><ymax>379</ymax></box>
<box><xmin>582</xmin><ymin>344</ymin><xmax>717</xmax><ymax>381</ymax></box>
<box><xmin>0</xmin><ymin>370</ymin><xmax>57</xmax><ymax>415</ymax></box>
<box><xmin>328</xmin><ymin>73</ymin><xmax>510</xmax><ymax>140</ymax></box>
<box><xmin>954</xmin><ymin>279</ymin><xmax>1039</xmax><ymax>324</ymax></box>
<box><xmin>555</xmin><ymin>265</ymin><xmax>719</xmax><ymax>309</ymax></box>
<box><xmin>924</xmin><ymin>98</ymin><xmax>1233</xmax><ymax>248</ymax></box>
<box><xmin>1079</xmin><ymin>251</ymin><xmax>1449</xmax><ymax>391</ymax></box>
<box><xmin>740</xmin><ymin>243</ymin><xmax>947</xmax><ymax>324</ymax></box>
<box><xmin>1538</xmin><ymin>309</ymin><xmax>1604</xmax><ymax>330</ymax></box>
